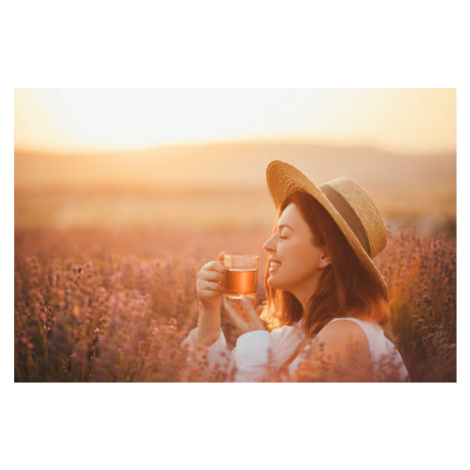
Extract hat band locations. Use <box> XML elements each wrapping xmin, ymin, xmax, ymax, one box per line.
<box><xmin>320</xmin><ymin>184</ymin><xmax>371</xmax><ymax>256</ymax></box>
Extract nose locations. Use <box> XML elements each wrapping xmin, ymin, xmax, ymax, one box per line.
<box><xmin>263</xmin><ymin>234</ymin><xmax>276</xmax><ymax>254</ymax></box>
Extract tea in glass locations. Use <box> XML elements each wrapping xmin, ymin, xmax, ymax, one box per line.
<box><xmin>223</xmin><ymin>255</ymin><xmax>259</xmax><ymax>299</ymax></box>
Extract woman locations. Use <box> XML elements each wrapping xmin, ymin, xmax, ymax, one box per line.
<box><xmin>182</xmin><ymin>160</ymin><xmax>409</xmax><ymax>382</ymax></box>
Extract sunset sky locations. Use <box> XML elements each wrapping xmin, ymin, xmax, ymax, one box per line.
<box><xmin>14</xmin><ymin>88</ymin><xmax>456</xmax><ymax>155</ymax></box>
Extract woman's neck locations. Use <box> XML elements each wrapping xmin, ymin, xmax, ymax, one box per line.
<box><xmin>291</xmin><ymin>279</ymin><xmax>320</xmax><ymax>313</ymax></box>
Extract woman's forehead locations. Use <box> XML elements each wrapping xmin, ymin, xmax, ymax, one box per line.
<box><xmin>278</xmin><ymin>203</ymin><xmax>304</xmax><ymax>228</ymax></box>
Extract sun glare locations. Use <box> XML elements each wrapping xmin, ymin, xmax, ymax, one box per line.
<box><xmin>14</xmin><ymin>89</ymin><xmax>456</xmax><ymax>154</ymax></box>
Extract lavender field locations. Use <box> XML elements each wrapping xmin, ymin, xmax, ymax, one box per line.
<box><xmin>14</xmin><ymin>224</ymin><xmax>456</xmax><ymax>382</ymax></box>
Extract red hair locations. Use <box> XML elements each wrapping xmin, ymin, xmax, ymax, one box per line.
<box><xmin>262</xmin><ymin>191</ymin><xmax>390</xmax><ymax>338</ymax></box>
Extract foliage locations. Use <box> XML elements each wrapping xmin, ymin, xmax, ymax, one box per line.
<box><xmin>376</xmin><ymin>227</ymin><xmax>456</xmax><ymax>381</ymax></box>
<box><xmin>14</xmin><ymin>226</ymin><xmax>456</xmax><ymax>382</ymax></box>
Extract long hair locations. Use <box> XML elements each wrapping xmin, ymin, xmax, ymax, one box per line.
<box><xmin>262</xmin><ymin>191</ymin><xmax>390</xmax><ymax>338</ymax></box>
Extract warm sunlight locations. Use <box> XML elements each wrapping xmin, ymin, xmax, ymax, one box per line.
<box><xmin>14</xmin><ymin>89</ymin><xmax>456</xmax><ymax>154</ymax></box>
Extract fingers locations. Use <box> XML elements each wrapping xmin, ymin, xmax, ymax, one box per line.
<box><xmin>200</xmin><ymin>260</ymin><xmax>225</xmax><ymax>274</ymax></box>
<box><xmin>223</xmin><ymin>297</ymin><xmax>248</xmax><ymax>332</ymax></box>
<box><xmin>196</xmin><ymin>253</ymin><xmax>225</xmax><ymax>290</ymax></box>
<box><xmin>223</xmin><ymin>296</ymin><xmax>266</xmax><ymax>333</ymax></box>
<box><xmin>217</xmin><ymin>252</ymin><xmax>226</xmax><ymax>264</ymax></box>
<box><xmin>196</xmin><ymin>253</ymin><xmax>226</xmax><ymax>302</ymax></box>
<box><xmin>196</xmin><ymin>276</ymin><xmax>224</xmax><ymax>301</ymax></box>
<box><xmin>197</xmin><ymin>270</ymin><xmax>223</xmax><ymax>283</ymax></box>
<box><xmin>241</xmin><ymin>297</ymin><xmax>265</xmax><ymax>330</ymax></box>
<box><xmin>196</xmin><ymin>265</ymin><xmax>224</xmax><ymax>296</ymax></box>
<box><xmin>197</xmin><ymin>279</ymin><xmax>224</xmax><ymax>294</ymax></box>
<box><xmin>240</xmin><ymin>297</ymin><xmax>258</xmax><ymax>318</ymax></box>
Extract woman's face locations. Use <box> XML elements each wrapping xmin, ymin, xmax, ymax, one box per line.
<box><xmin>263</xmin><ymin>202</ymin><xmax>330</xmax><ymax>305</ymax></box>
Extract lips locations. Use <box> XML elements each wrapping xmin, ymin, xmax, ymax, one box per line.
<box><xmin>269</xmin><ymin>259</ymin><xmax>281</xmax><ymax>274</ymax></box>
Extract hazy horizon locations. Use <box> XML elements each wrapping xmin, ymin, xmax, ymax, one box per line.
<box><xmin>15</xmin><ymin>140</ymin><xmax>456</xmax><ymax>232</ymax></box>
<box><xmin>14</xmin><ymin>136</ymin><xmax>456</xmax><ymax>159</ymax></box>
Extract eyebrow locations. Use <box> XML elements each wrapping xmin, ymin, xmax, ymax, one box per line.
<box><xmin>278</xmin><ymin>224</ymin><xmax>293</xmax><ymax>231</ymax></box>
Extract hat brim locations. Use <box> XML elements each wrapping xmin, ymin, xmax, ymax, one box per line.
<box><xmin>266</xmin><ymin>160</ymin><xmax>388</xmax><ymax>296</ymax></box>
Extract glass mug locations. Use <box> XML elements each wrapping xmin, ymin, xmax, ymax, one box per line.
<box><xmin>223</xmin><ymin>254</ymin><xmax>259</xmax><ymax>299</ymax></box>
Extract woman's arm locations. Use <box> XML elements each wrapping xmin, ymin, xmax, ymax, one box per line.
<box><xmin>194</xmin><ymin>252</ymin><xmax>226</xmax><ymax>347</ymax></box>
<box><xmin>180</xmin><ymin>252</ymin><xmax>232</xmax><ymax>380</ymax></box>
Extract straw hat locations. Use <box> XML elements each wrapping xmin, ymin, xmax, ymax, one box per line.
<box><xmin>266</xmin><ymin>160</ymin><xmax>388</xmax><ymax>294</ymax></box>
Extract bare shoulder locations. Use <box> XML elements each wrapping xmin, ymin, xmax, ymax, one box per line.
<box><xmin>295</xmin><ymin>319</ymin><xmax>372</xmax><ymax>381</ymax></box>
<box><xmin>315</xmin><ymin>319</ymin><xmax>369</xmax><ymax>352</ymax></box>
<box><xmin>314</xmin><ymin>320</ymin><xmax>370</xmax><ymax>380</ymax></box>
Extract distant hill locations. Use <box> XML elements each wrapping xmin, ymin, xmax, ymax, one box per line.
<box><xmin>15</xmin><ymin>141</ymin><xmax>456</xmax><ymax>225</ymax></box>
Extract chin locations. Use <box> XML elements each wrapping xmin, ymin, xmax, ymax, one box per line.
<box><xmin>267</xmin><ymin>276</ymin><xmax>284</xmax><ymax>290</ymax></box>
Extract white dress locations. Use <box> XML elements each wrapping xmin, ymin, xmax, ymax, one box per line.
<box><xmin>181</xmin><ymin>317</ymin><xmax>409</xmax><ymax>382</ymax></box>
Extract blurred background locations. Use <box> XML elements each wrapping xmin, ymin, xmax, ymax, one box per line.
<box><xmin>15</xmin><ymin>88</ymin><xmax>456</xmax><ymax>235</ymax></box>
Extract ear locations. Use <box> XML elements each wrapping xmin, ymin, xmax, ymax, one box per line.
<box><xmin>319</xmin><ymin>248</ymin><xmax>332</xmax><ymax>269</ymax></box>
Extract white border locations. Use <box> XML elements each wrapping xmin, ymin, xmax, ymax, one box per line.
<box><xmin>3</xmin><ymin>2</ymin><xmax>468</xmax><ymax>469</ymax></box>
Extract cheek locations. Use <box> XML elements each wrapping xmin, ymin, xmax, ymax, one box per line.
<box><xmin>285</xmin><ymin>243</ymin><xmax>321</xmax><ymax>275</ymax></box>
<box><xmin>281</xmin><ymin>240</ymin><xmax>314</xmax><ymax>261</ymax></box>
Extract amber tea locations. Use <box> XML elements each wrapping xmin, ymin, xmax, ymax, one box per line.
<box><xmin>223</xmin><ymin>255</ymin><xmax>259</xmax><ymax>299</ymax></box>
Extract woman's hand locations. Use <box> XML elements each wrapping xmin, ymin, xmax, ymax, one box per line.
<box><xmin>223</xmin><ymin>296</ymin><xmax>266</xmax><ymax>334</ymax></box>
<box><xmin>196</xmin><ymin>252</ymin><xmax>225</xmax><ymax>308</ymax></box>
<box><xmin>195</xmin><ymin>252</ymin><xmax>226</xmax><ymax>348</ymax></box>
